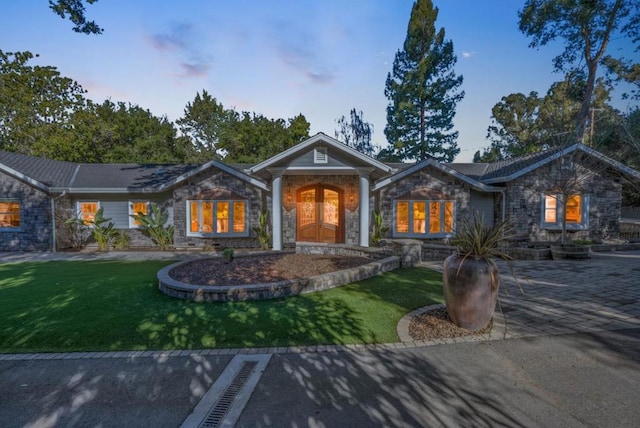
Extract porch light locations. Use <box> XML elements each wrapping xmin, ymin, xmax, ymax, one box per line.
<box><xmin>346</xmin><ymin>192</ymin><xmax>358</xmax><ymax>212</ymax></box>
<box><xmin>283</xmin><ymin>191</ymin><xmax>295</xmax><ymax>211</ymax></box>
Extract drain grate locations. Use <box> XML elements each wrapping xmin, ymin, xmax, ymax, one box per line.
<box><xmin>198</xmin><ymin>361</ymin><xmax>258</xmax><ymax>428</ymax></box>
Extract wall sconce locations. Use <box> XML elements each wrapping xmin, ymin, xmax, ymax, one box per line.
<box><xmin>346</xmin><ymin>191</ymin><xmax>358</xmax><ymax>212</ymax></box>
<box><xmin>283</xmin><ymin>191</ymin><xmax>295</xmax><ymax>211</ymax></box>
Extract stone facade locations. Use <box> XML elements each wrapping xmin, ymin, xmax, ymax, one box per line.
<box><xmin>503</xmin><ymin>157</ymin><xmax>622</xmax><ymax>242</ymax></box>
<box><xmin>281</xmin><ymin>175</ymin><xmax>360</xmax><ymax>245</ymax></box>
<box><xmin>376</xmin><ymin>165</ymin><xmax>472</xmax><ymax>241</ymax></box>
<box><xmin>0</xmin><ymin>171</ymin><xmax>52</xmax><ymax>251</ymax></box>
<box><xmin>172</xmin><ymin>167</ymin><xmax>266</xmax><ymax>249</ymax></box>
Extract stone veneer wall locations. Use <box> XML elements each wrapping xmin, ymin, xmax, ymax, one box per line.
<box><xmin>504</xmin><ymin>157</ymin><xmax>622</xmax><ymax>242</ymax></box>
<box><xmin>172</xmin><ymin>167</ymin><xmax>266</xmax><ymax>249</ymax></box>
<box><xmin>375</xmin><ymin>165</ymin><xmax>472</xmax><ymax>240</ymax></box>
<box><xmin>281</xmin><ymin>175</ymin><xmax>360</xmax><ymax>245</ymax></box>
<box><xmin>0</xmin><ymin>171</ymin><xmax>53</xmax><ymax>251</ymax></box>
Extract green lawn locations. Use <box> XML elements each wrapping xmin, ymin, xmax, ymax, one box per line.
<box><xmin>0</xmin><ymin>260</ymin><xmax>443</xmax><ymax>353</ymax></box>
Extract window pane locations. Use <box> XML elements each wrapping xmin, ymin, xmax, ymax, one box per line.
<box><xmin>233</xmin><ymin>201</ymin><xmax>245</xmax><ymax>233</ymax></box>
<box><xmin>80</xmin><ymin>202</ymin><xmax>98</xmax><ymax>225</ymax></box>
<box><xmin>131</xmin><ymin>201</ymin><xmax>148</xmax><ymax>226</ymax></box>
<box><xmin>299</xmin><ymin>189</ymin><xmax>316</xmax><ymax>227</ymax></box>
<box><xmin>413</xmin><ymin>202</ymin><xmax>426</xmax><ymax>233</ymax></box>
<box><xmin>566</xmin><ymin>195</ymin><xmax>581</xmax><ymax>223</ymax></box>
<box><xmin>190</xmin><ymin>202</ymin><xmax>199</xmax><ymax>233</ymax></box>
<box><xmin>429</xmin><ymin>202</ymin><xmax>441</xmax><ymax>233</ymax></box>
<box><xmin>396</xmin><ymin>201</ymin><xmax>409</xmax><ymax>233</ymax></box>
<box><xmin>545</xmin><ymin>195</ymin><xmax>557</xmax><ymax>223</ymax></box>
<box><xmin>444</xmin><ymin>201</ymin><xmax>454</xmax><ymax>233</ymax></box>
<box><xmin>323</xmin><ymin>189</ymin><xmax>339</xmax><ymax>226</ymax></box>
<box><xmin>217</xmin><ymin>202</ymin><xmax>228</xmax><ymax>233</ymax></box>
<box><xmin>202</xmin><ymin>202</ymin><xmax>213</xmax><ymax>233</ymax></box>
<box><xmin>0</xmin><ymin>201</ymin><xmax>20</xmax><ymax>228</ymax></box>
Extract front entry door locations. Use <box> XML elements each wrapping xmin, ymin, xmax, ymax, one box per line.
<box><xmin>296</xmin><ymin>184</ymin><xmax>344</xmax><ymax>243</ymax></box>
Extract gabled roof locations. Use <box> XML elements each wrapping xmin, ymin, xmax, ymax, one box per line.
<box><xmin>478</xmin><ymin>143</ymin><xmax>640</xmax><ymax>184</ymax></box>
<box><xmin>248</xmin><ymin>132</ymin><xmax>393</xmax><ymax>180</ymax></box>
<box><xmin>373</xmin><ymin>157</ymin><xmax>504</xmax><ymax>193</ymax></box>
<box><xmin>0</xmin><ymin>151</ymin><xmax>268</xmax><ymax>194</ymax></box>
<box><xmin>0</xmin><ymin>151</ymin><xmax>78</xmax><ymax>192</ymax></box>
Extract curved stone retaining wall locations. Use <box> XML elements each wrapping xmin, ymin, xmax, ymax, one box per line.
<box><xmin>158</xmin><ymin>254</ymin><xmax>401</xmax><ymax>302</ymax></box>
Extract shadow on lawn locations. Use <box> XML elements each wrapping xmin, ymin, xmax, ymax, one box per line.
<box><xmin>135</xmin><ymin>292</ymin><xmax>375</xmax><ymax>350</ymax></box>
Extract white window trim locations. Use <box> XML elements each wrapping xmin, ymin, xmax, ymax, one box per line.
<box><xmin>76</xmin><ymin>201</ymin><xmax>100</xmax><ymax>226</ymax></box>
<box><xmin>541</xmin><ymin>193</ymin><xmax>589</xmax><ymax>230</ymax></box>
<box><xmin>129</xmin><ymin>201</ymin><xmax>150</xmax><ymax>229</ymax></box>
<box><xmin>0</xmin><ymin>198</ymin><xmax>21</xmax><ymax>231</ymax></box>
<box><xmin>393</xmin><ymin>199</ymin><xmax>456</xmax><ymax>238</ymax></box>
<box><xmin>186</xmin><ymin>200</ymin><xmax>249</xmax><ymax>238</ymax></box>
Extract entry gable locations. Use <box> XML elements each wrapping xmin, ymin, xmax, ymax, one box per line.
<box><xmin>248</xmin><ymin>133</ymin><xmax>393</xmax><ymax>180</ymax></box>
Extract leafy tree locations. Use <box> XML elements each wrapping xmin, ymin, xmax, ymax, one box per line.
<box><xmin>176</xmin><ymin>90</ymin><xmax>237</xmax><ymax>161</ymax></box>
<box><xmin>384</xmin><ymin>0</ymin><xmax>464</xmax><ymax>162</ymax></box>
<box><xmin>519</xmin><ymin>0</ymin><xmax>640</xmax><ymax>143</ymax></box>
<box><xmin>477</xmin><ymin>76</ymin><xmax>613</xmax><ymax>160</ymax></box>
<box><xmin>178</xmin><ymin>90</ymin><xmax>310</xmax><ymax>163</ymax></box>
<box><xmin>334</xmin><ymin>108</ymin><xmax>375</xmax><ymax>156</ymax></box>
<box><xmin>49</xmin><ymin>0</ymin><xmax>103</xmax><ymax>34</ymax></box>
<box><xmin>0</xmin><ymin>50</ymin><xmax>86</xmax><ymax>156</ymax></box>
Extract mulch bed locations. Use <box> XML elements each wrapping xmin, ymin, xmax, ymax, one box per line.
<box><xmin>409</xmin><ymin>306</ymin><xmax>493</xmax><ymax>340</ymax></box>
<box><xmin>169</xmin><ymin>252</ymin><xmax>371</xmax><ymax>286</ymax></box>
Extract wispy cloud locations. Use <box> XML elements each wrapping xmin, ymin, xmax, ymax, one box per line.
<box><xmin>147</xmin><ymin>22</ymin><xmax>211</xmax><ymax>80</ymax></box>
<box><xmin>462</xmin><ymin>51</ymin><xmax>476</xmax><ymax>59</ymax></box>
<box><xmin>271</xmin><ymin>20</ymin><xmax>336</xmax><ymax>85</ymax></box>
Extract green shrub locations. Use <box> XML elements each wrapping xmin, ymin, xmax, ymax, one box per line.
<box><xmin>253</xmin><ymin>210</ymin><xmax>271</xmax><ymax>249</ymax></box>
<box><xmin>130</xmin><ymin>204</ymin><xmax>174</xmax><ymax>250</ymax></box>
<box><xmin>222</xmin><ymin>247</ymin><xmax>234</xmax><ymax>263</ymax></box>
<box><xmin>371</xmin><ymin>210</ymin><xmax>389</xmax><ymax>246</ymax></box>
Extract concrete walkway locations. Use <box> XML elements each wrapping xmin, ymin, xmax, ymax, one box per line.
<box><xmin>0</xmin><ymin>250</ymin><xmax>639</xmax><ymax>427</ymax></box>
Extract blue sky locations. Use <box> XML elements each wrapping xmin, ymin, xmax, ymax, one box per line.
<box><xmin>2</xmin><ymin>0</ymin><xmax>637</xmax><ymax>161</ymax></box>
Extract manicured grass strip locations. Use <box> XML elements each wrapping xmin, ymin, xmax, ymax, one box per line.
<box><xmin>0</xmin><ymin>261</ymin><xmax>443</xmax><ymax>353</ymax></box>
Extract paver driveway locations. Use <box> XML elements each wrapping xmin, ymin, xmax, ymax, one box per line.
<box><xmin>493</xmin><ymin>250</ymin><xmax>640</xmax><ymax>338</ymax></box>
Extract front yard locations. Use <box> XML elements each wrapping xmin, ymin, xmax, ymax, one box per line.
<box><xmin>0</xmin><ymin>261</ymin><xmax>443</xmax><ymax>353</ymax></box>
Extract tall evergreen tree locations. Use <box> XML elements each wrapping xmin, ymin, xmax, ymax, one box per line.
<box><xmin>384</xmin><ymin>0</ymin><xmax>464</xmax><ymax>162</ymax></box>
<box><xmin>334</xmin><ymin>108</ymin><xmax>375</xmax><ymax>157</ymax></box>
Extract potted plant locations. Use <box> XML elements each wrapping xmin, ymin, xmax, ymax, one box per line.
<box><xmin>443</xmin><ymin>213</ymin><xmax>512</xmax><ymax>331</ymax></box>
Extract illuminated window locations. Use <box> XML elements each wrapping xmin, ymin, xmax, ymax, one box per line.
<box><xmin>542</xmin><ymin>194</ymin><xmax>587</xmax><ymax>229</ymax></box>
<box><xmin>0</xmin><ymin>200</ymin><xmax>20</xmax><ymax>229</ymax></box>
<box><xmin>187</xmin><ymin>200</ymin><xmax>248</xmax><ymax>237</ymax></box>
<box><xmin>129</xmin><ymin>201</ymin><xmax>149</xmax><ymax>228</ymax></box>
<box><xmin>78</xmin><ymin>202</ymin><xmax>99</xmax><ymax>225</ymax></box>
<box><xmin>394</xmin><ymin>200</ymin><xmax>455</xmax><ymax>237</ymax></box>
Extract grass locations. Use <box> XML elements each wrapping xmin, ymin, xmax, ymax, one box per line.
<box><xmin>0</xmin><ymin>261</ymin><xmax>443</xmax><ymax>353</ymax></box>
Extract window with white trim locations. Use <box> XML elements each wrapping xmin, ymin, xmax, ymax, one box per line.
<box><xmin>542</xmin><ymin>194</ymin><xmax>588</xmax><ymax>229</ymax></box>
<box><xmin>187</xmin><ymin>200</ymin><xmax>248</xmax><ymax>237</ymax></box>
<box><xmin>129</xmin><ymin>201</ymin><xmax>150</xmax><ymax>228</ymax></box>
<box><xmin>0</xmin><ymin>200</ymin><xmax>21</xmax><ymax>230</ymax></box>
<box><xmin>77</xmin><ymin>201</ymin><xmax>99</xmax><ymax>225</ymax></box>
<box><xmin>394</xmin><ymin>200</ymin><xmax>455</xmax><ymax>238</ymax></box>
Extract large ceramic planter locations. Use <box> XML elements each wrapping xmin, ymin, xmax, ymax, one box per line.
<box><xmin>550</xmin><ymin>245</ymin><xmax>590</xmax><ymax>260</ymax></box>
<box><xmin>443</xmin><ymin>254</ymin><xmax>499</xmax><ymax>331</ymax></box>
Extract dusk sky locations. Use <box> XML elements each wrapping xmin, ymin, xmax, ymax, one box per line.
<box><xmin>2</xmin><ymin>0</ymin><xmax>637</xmax><ymax>161</ymax></box>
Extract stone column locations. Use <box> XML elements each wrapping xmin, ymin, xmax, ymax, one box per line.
<box><xmin>359</xmin><ymin>173</ymin><xmax>370</xmax><ymax>247</ymax></box>
<box><xmin>272</xmin><ymin>173</ymin><xmax>283</xmax><ymax>251</ymax></box>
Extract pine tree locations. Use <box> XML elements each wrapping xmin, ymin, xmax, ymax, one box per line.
<box><xmin>384</xmin><ymin>0</ymin><xmax>464</xmax><ymax>162</ymax></box>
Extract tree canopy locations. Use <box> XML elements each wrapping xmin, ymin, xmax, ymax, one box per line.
<box><xmin>49</xmin><ymin>0</ymin><xmax>103</xmax><ymax>34</ymax></box>
<box><xmin>334</xmin><ymin>108</ymin><xmax>375</xmax><ymax>157</ymax></box>
<box><xmin>383</xmin><ymin>0</ymin><xmax>464</xmax><ymax>163</ymax></box>
<box><xmin>519</xmin><ymin>0</ymin><xmax>640</xmax><ymax>142</ymax></box>
<box><xmin>475</xmin><ymin>76</ymin><xmax>614</xmax><ymax>161</ymax></box>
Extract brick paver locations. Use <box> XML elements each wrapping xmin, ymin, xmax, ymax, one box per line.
<box><xmin>495</xmin><ymin>250</ymin><xmax>640</xmax><ymax>338</ymax></box>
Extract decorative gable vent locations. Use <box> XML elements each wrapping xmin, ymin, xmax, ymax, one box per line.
<box><xmin>314</xmin><ymin>146</ymin><xmax>328</xmax><ymax>164</ymax></box>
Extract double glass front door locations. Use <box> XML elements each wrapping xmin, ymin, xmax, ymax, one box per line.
<box><xmin>296</xmin><ymin>184</ymin><xmax>344</xmax><ymax>243</ymax></box>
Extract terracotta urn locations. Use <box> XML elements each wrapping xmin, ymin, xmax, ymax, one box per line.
<box><xmin>443</xmin><ymin>254</ymin><xmax>499</xmax><ymax>331</ymax></box>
